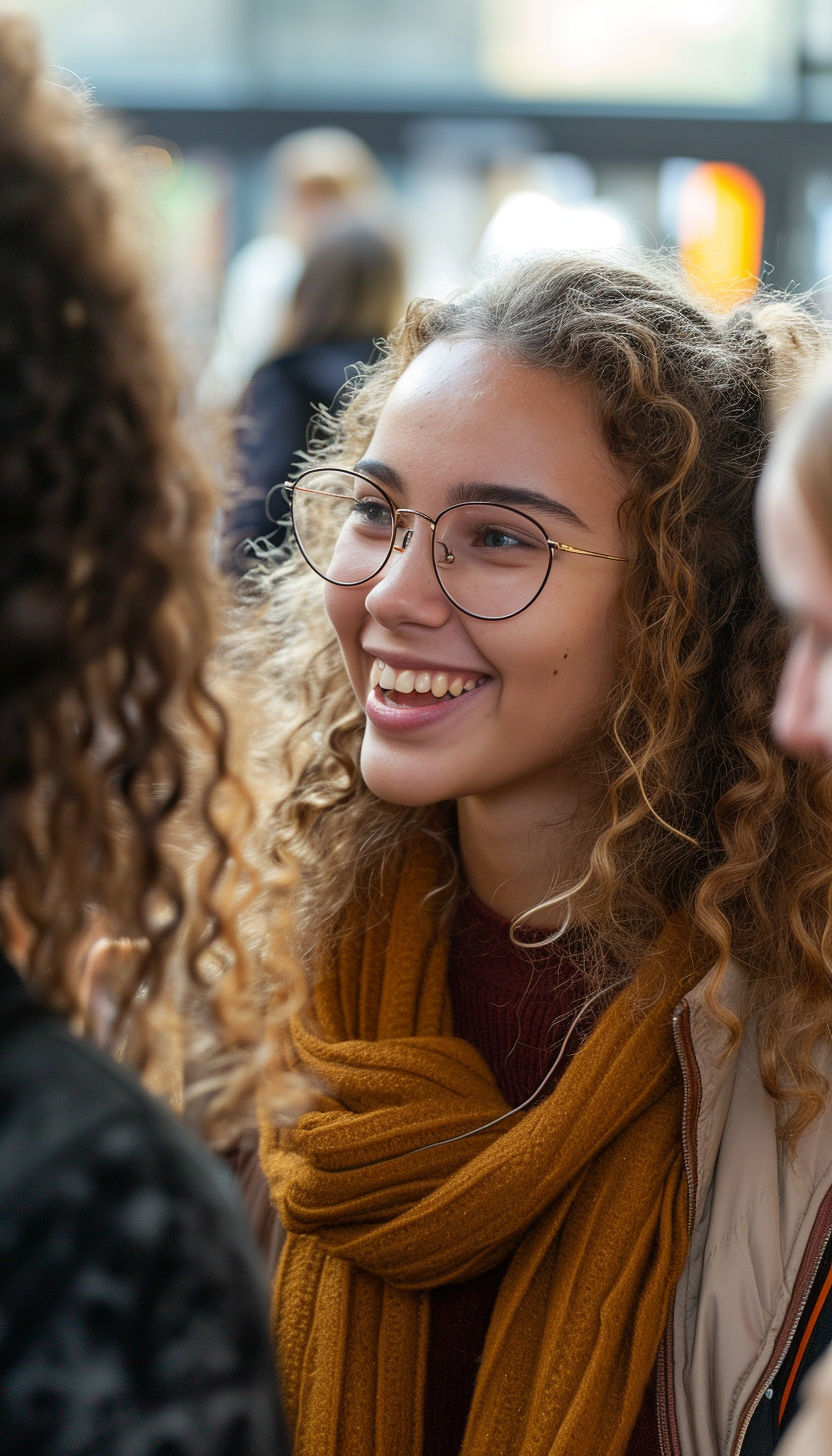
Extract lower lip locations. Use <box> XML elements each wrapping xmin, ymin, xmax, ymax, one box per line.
<box><xmin>365</xmin><ymin>682</ymin><xmax>490</xmax><ymax>733</ymax></box>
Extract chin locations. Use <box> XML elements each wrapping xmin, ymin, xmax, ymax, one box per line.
<box><xmin>360</xmin><ymin>746</ymin><xmax>465</xmax><ymax>808</ymax></box>
<box><xmin>361</xmin><ymin>769</ymin><xmax>445</xmax><ymax>809</ymax></box>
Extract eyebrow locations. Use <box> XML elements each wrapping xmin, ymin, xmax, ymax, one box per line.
<box><xmin>353</xmin><ymin>458</ymin><xmax>589</xmax><ymax>530</ymax></box>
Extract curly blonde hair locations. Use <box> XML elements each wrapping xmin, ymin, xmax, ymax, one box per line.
<box><xmin>0</xmin><ymin>17</ymin><xmax>303</xmax><ymax>1140</ymax></box>
<box><xmin>237</xmin><ymin>252</ymin><xmax>832</xmax><ymax>1145</ymax></box>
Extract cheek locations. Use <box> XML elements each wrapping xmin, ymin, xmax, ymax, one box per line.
<box><xmin>324</xmin><ymin>581</ymin><xmax>366</xmax><ymax>649</ymax></box>
<box><xmin>324</xmin><ymin>581</ymin><xmax>370</xmax><ymax>694</ymax></box>
<box><xmin>497</xmin><ymin>584</ymin><xmax>622</xmax><ymax>721</ymax></box>
<box><xmin>536</xmin><ymin>583</ymin><xmax>622</xmax><ymax>681</ymax></box>
<box><xmin>772</xmin><ymin>635</ymin><xmax>828</xmax><ymax>754</ymax></box>
<box><xmin>815</xmin><ymin>652</ymin><xmax>832</xmax><ymax>744</ymax></box>
<box><xmin>771</xmin><ymin>641</ymin><xmax>806</xmax><ymax>746</ymax></box>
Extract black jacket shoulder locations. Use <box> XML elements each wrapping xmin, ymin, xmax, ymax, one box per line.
<box><xmin>0</xmin><ymin>953</ymin><xmax>287</xmax><ymax>1456</ymax></box>
<box><xmin>227</xmin><ymin>338</ymin><xmax>378</xmax><ymax>566</ymax></box>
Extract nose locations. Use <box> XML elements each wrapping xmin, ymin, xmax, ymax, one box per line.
<box><xmin>364</xmin><ymin>513</ymin><xmax>451</xmax><ymax>630</ymax></box>
<box><xmin>772</xmin><ymin>633</ymin><xmax>831</xmax><ymax>758</ymax></box>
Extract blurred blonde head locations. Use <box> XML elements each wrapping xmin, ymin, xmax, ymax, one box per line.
<box><xmin>266</xmin><ymin>127</ymin><xmax>392</xmax><ymax>244</ymax></box>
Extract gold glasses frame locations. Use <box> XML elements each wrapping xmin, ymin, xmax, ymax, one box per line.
<box><xmin>271</xmin><ymin>468</ymin><xmax>628</xmax><ymax>623</ymax></box>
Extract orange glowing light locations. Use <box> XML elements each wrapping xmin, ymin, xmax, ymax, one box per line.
<box><xmin>677</xmin><ymin>162</ymin><xmax>765</xmax><ymax>310</ymax></box>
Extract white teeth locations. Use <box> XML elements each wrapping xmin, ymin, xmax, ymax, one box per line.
<box><xmin>371</xmin><ymin>659</ymin><xmax>483</xmax><ymax>700</ymax></box>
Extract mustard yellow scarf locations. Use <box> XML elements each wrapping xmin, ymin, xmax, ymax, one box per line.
<box><xmin>261</xmin><ymin>836</ymin><xmax>691</xmax><ymax>1456</ymax></box>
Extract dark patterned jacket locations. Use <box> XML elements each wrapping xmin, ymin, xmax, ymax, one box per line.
<box><xmin>0</xmin><ymin>949</ymin><xmax>288</xmax><ymax>1455</ymax></box>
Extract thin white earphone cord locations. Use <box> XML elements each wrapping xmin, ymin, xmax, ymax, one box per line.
<box><xmin>344</xmin><ymin>983</ymin><xmax>612</xmax><ymax>1171</ymax></box>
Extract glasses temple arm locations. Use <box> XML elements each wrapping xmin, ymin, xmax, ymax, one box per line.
<box><xmin>547</xmin><ymin>540</ymin><xmax>628</xmax><ymax>562</ymax></box>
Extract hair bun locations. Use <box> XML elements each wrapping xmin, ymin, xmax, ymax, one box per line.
<box><xmin>724</xmin><ymin>298</ymin><xmax>832</xmax><ymax>422</ymax></box>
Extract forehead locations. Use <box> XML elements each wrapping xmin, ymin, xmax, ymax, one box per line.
<box><xmin>367</xmin><ymin>337</ymin><xmax>622</xmax><ymax>502</ymax></box>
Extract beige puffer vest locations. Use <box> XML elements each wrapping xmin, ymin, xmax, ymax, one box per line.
<box><xmin>659</xmin><ymin>966</ymin><xmax>832</xmax><ymax>1455</ymax></box>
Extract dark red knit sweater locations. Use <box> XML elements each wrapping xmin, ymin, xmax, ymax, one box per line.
<box><xmin>421</xmin><ymin>890</ymin><xmax>661</xmax><ymax>1456</ymax></box>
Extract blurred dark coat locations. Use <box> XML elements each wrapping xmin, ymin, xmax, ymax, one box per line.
<box><xmin>227</xmin><ymin>337</ymin><xmax>376</xmax><ymax>569</ymax></box>
<box><xmin>0</xmin><ymin>947</ymin><xmax>288</xmax><ymax>1455</ymax></box>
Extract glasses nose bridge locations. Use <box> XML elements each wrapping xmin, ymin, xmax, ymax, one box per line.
<box><xmin>392</xmin><ymin>505</ymin><xmax>436</xmax><ymax>553</ymax></box>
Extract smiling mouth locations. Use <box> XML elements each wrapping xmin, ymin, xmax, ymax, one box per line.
<box><xmin>370</xmin><ymin>658</ymin><xmax>489</xmax><ymax>704</ymax></box>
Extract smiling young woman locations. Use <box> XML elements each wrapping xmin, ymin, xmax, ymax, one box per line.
<box><xmin>239</xmin><ymin>256</ymin><xmax>832</xmax><ymax>1456</ymax></box>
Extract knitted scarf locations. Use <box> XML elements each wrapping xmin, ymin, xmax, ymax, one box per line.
<box><xmin>261</xmin><ymin>835</ymin><xmax>692</xmax><ymax>1456</ymax></box>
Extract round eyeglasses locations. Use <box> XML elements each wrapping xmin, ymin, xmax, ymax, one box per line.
<box><xmin>269</xmin><ymin>468</ymin><xmax>627</xmax><ymax>623</ymax></box>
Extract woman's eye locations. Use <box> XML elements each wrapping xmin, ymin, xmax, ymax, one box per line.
<box><xmin>483</xmin><ymin>529</ymin><xmax>515</xmax><ymax>548</ymax></box>
<box><xmin>352</xmin><ymin>498</ymin><xmax>392</xmax><ymax>529</ymax></box>
<box><xmin>477</xmin><ymin>526</ymin><xmax>534</xmax><ymax>550</ymax></box>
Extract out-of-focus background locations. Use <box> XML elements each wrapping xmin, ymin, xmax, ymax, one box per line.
<box><xmin>18</xmin><ymin>0</ymin><xmax>832</xmax><ymax>392</ymax></box>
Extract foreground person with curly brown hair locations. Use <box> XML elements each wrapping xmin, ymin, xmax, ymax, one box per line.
<box><xmin>0</xmin><ymin>16</ymin><xmax>299</xmax><ymax>1455</ymax></box>
<box><xmin>237</xmin><ymin>252</ymin><xmax>832</xmax><ymax>1456</ymax></box>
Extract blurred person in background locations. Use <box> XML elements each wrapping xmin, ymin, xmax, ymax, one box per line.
<box><xmin>0</xmin><ymin>17</ymin><xmax>300</xmax><ymax>1452</ymax></box>
<box><xmin>226</xmin><ymin>223</ymin><xmax>404</xmax><ymax>568</ymax></box>
<box><xmin>200</xmin><ymin>126</ymin><xmax>395</xmax><ymax>410</ymax></box>
<box><xmin>757</xmin><ymin>377</ymin><xmax>832</xmax><ymax>1456</ymax></box>
<box><xmin>233</xmin><ymin>255</ymin><xmax>832</xmax><ymax>1456</ymax></box>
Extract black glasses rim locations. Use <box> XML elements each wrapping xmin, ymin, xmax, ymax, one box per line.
<box><xmin>281</xmin><ymin>467</ymin><xmax>556</xmax><ymax>621</ymax></box>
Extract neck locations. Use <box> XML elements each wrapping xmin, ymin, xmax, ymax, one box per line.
<box><xmin>456</xmin><ymin>769</ymin><xmax>599</xmax><ymax>927</ymax></box>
